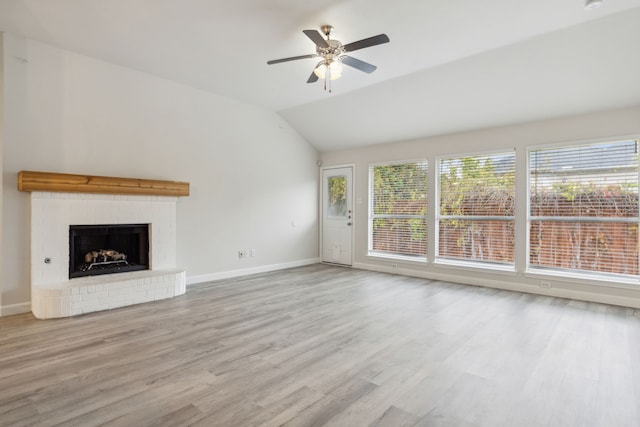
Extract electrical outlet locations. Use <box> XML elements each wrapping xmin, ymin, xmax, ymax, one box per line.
<box><xmin>250</xmin><ymin>249</ymin><xmax>256</xmax><ymax>257</ymax></box>
<box><xmin>238</xmin><ymin>249</ymin><xmax>247</xmax><ymax>258</ymax></box>
<box><xmin>392</xmin><ymin>263</ymin><xmax>398</xmax><ymax>269</ymax></box>
<box><xmin>540</xmin><ymin>281</ymin><xmax>551</xmax><ymax>288</ymax></box>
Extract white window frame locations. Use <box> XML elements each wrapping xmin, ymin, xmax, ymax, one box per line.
<box><xmin>526</xmin><ymin>137</ymin><xmax>640</xmax><ymax>281</ymax></box>
<box><xmin>368</xmin><ymin>159</ymin><xmax>428</xmax><ymax>262</ymax></box>
<box><xmin>435</xmin><ymin>149</ymin><xmax>516</xmax><ymax>270</ymax></box>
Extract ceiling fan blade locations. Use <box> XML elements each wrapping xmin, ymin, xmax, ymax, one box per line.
<box><xmin>303</xmin><ymin>29</ymin><xmax>329</xmax><ymax>48</ymax></box>
<box><xmin>267</xmin><ymin>54</ymin><xmax>316</xmax><ymax>65</ymax></box>
<box><xmin>307</xmin><ymin>71</ymin><xmax>319</xmax><ymax>83</ymax></box>
<box><xmin>343</xmin><ymin>34</ymin><xmax>390</xmax><ymax>52</ymax></box>
<box><xmin>341</xmin><ymin>56</ymin><xmax>377</xmax><ymax>74</ymax></box>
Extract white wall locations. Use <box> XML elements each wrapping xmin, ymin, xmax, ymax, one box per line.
<box><xmin>0</xmin><ymin>33</ymin><xmax>4</xmax><ymax>312</ymax></box>
<box><xmin>1</xmin><ymin>34</ymin><xmax>319</xmax><ymax>315</ymax></box>
<box><xmin>321</xmin><ymin>106</ymin><xmax>640</xmax><ymax>308</ymax></box>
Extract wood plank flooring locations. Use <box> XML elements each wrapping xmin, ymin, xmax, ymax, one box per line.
<box><xmin>1</xmin><ymin>264</ymin><xmax>640</xmax><ymax>426</ymax></box>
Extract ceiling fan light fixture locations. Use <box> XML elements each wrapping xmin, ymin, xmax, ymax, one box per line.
<box><xmin>313</xmin><ymin>62</ymin><xmax>326</xmax><ymax>79</ymax></box>
<box><xmin>313</xmin><ymin>60</ymin><xmax>343</xmax><ymax>80</ymax></box>
<box><xmin>329</xmin><ymin>61</ymin><xmax>343</xmax><ymax>79</ymax></box>
<box><xmin>584</xmin><ymin>0</ymin><xmax>603</xmax><ymax>10</ymax></box>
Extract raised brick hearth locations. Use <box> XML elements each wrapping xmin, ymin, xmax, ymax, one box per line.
<box><xmin>31</xmin><ymin>269</ymin><xmax>185</xmax><ymax>318</ymax></box>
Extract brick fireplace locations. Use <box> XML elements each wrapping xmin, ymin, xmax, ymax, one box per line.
<box><xmin>20</xmin><ymin>171</ymin><xmax>190</xmax><ymax>319</ymax></box>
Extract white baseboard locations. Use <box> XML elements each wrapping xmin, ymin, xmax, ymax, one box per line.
<box><xmin>187</xmin><ymin>258</ymin><xmax>320</xmax><ymax>285</ymax></box>
<box><xmin>1</xmin><ymin>301</ymin><xmax>32</xmax><ymax>316</ymax></box>
<box><xmin>353</xmin><ymin>262</ymin><xmax>640</xmax><ymax>309</ymax></box>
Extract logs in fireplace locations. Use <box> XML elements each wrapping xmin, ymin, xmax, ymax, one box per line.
<box><xmin>82</xmin><ymin>249</ymin><xmax>128</xmax><ymax>272</ymax></box>
<box><xmin>69</xmin><ymin>224</ymin><xmax>149</xmax><ymax>278</ymax></box>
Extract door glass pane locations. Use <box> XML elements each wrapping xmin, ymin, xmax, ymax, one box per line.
<box><xmin>328</xmin><ymin>176</ymin><xmax>347</xmax><ymax>217</ymax></box>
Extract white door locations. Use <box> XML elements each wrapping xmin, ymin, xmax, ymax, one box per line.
<box><xmin>322</xmin><ymin>167</ymin><xmax>353</xmax><ymax>265</ymax></box>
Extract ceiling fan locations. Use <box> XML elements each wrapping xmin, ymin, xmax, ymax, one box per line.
<box><xmin>267</xmin><ymin>25</ymin><xmax>390</xmax><ymax>91</ymax></box>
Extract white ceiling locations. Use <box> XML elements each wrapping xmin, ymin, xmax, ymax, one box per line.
<box><xmin>1</xmin><ymin>0</ymin><xmax>639</xmax><ymax>152</ymax></box>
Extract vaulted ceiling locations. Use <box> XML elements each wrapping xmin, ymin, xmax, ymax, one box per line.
<box><xmin>1</xmin><ymin>0</ymin><xmax>639</xmax><ymax>151</ymax></box>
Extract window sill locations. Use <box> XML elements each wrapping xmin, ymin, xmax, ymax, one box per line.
<box><xmin>525</xmin><ymin>268</ymin><xmax>640</xmax><ymax>290</ymax></box>
<box><xmin>434</xmin><ymin>258</ymin><xmax>516</xmax><ymax>276</ymax></box>
<box><xmin>367</xmin><ymin>252</ymin><xmax>427</xmax><ymax>264</ymax></box>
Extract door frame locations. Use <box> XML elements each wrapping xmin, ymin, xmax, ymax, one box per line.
<box><xmin>319</xmin><ymin>164</ymin><xmax>355</xmax><ymax>266</ymax></box>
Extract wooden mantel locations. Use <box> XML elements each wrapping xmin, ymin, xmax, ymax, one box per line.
<box><xmin>18</xmin><ymin>171</ymin><xmax>189</xmax><ymax>197</ymax></box>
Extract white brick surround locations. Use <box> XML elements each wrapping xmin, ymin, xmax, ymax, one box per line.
<box><xmin>30</xmin><ymin>192</ymin><xmax>186</xmax><ymax>319</ymax></box>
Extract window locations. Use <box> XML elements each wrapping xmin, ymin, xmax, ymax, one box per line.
<box><xmin>369</xmin><ymin>161</ymin><xmax>428</xmax><ymax>259</ymax></box>
<box><xmin>438</xmin><ymin>151</ymin><xmax>515</xmax><ymax>266</ymax></box>
<box><xmin>529</xmin><ymin>139</ymin><xmax>639</xmax><ymax>278</ymax></box>
<box><xmin>327</xmin><ymin>176</ymin><xmax>347</xmax><ymax>217</ymax></box>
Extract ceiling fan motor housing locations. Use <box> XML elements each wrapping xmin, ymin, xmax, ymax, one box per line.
<box><xmin>317</xmin><ymin>39</ymin><xmax>344</xmax><ymax>62</ymax></box>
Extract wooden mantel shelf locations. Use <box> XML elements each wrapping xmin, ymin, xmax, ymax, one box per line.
<box><xmin>18</xmin><ymin>171</ymin><xmax>189</xmax><ymax>197</ymax></box>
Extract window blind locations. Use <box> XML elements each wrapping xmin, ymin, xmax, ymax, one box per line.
<box><xmin>529</xmin><ymin>140</ymin><xmax>639</xmax><ymax>276</ymax></box>
<box><xmin>438</xmin><ymin>151</ymin><xmax>515</xmax><ymax>265</ymax></box>
<box><xmin>369</xmin><ymin>161</ymin><xmax>428</xmax><ymax>258</ymax></box>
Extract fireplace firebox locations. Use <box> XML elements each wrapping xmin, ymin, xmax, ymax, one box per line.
<box><xmin>69</xmin><ymin>224</ymin><xmax>150</xmax><ymax>279</ymax></box>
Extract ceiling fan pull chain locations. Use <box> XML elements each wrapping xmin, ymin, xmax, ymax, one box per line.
<box><xmin>324</xmin><ymin>67</ymin><xmax>328</xmax><ymax>92</ymax></box>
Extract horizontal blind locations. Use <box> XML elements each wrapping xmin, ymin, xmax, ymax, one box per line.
<box><xmin>438</xmin><ymin>151</ymin><xmax>515</xmax><ymax>264</ymax></box>
<box><xmin>529</xmin><ymin>140</ymin><xmax>639</xmax><ymax>276</ymax></box>
<box><xmin>370</xmin><ymin>162</ymin><xmax>427</xmax><ymax>257</ymax></box>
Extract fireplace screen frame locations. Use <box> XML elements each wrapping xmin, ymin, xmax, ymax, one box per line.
<box><xmin>69</xmin><ymin>223</ymin><xmax>150</xmax><ymax>279</ymax></box>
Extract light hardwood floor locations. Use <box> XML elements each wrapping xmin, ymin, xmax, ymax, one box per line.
<box><xmin>1</xmin><ymin>264</ymin><xmax>640</xmax><ymax>426</ymax></box>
